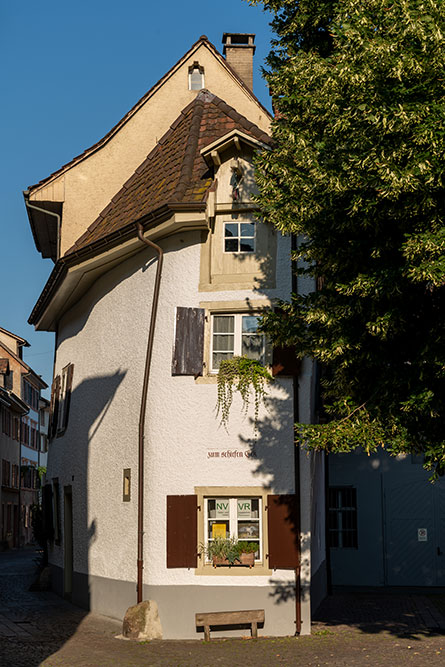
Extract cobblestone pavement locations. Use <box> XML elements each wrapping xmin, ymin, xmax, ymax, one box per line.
<box><xmin>2</xmin><ymin>548</ymin><xmax>445</xmax><ymax>666</ymax></box>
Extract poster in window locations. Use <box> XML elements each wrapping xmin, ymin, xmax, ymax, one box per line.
<box><xmin>214</xmin><ymin>499</ymin><xmax>230</xmax><ymax>518</ymax></box>
<box><xmin>212</xmin><ymin>523</ymin><xmax>227</xmax><ymax>539</ymax></box>
<box><xmin>238</xmin><ymin>521</ymin><xmax>259</xmax><ymax>539</ymax></box>
<box><xmin>237</xmin><ymin>499</ymin><xmax>252</xmax><ymax>517</ymax></box>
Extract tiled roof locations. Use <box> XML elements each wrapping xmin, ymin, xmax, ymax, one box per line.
<box><xmin>66</xmin><ymin>90</ymin><xmax>271</xmax><ymax>255</ymax></box>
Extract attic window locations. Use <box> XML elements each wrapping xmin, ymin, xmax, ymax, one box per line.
<box><xmin>189</xmin><ymin>63</ymin><xmax>204</xmax><ymax>90</ymax></box>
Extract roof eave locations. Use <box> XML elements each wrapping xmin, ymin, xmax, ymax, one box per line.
<box><xmin>29</xmin><ymin>203</ymin><xmax>207</xmax><ymax>330</ymax></box>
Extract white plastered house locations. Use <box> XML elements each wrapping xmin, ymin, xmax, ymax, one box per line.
<box><xmin>25</xmin><ymin>33</ymin><xmax>327</xmax><ymax>639</ymax></box>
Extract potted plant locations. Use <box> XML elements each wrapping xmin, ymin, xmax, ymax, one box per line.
<box><xmin>201</xmin><ymin>537</ymin><xmax>257</xmax><ymax>568</ymax></box>
<box><xmin>237</xmin><ymin>541</ymin><xmax>257</xmax><ymax>568</ymax></box>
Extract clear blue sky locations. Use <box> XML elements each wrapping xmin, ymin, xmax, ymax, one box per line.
<box><xmin>0</xmin><ymin>0</ymin><xmax>273</xmax><ymax>397</ymax></box>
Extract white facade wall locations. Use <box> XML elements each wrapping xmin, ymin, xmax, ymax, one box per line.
<box><xmin>47</xmin><ymin>228</ymin><xmax>309</xmax><ymax>637</ymax></box>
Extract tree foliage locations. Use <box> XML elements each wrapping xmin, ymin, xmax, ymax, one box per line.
<box><xmin>249</xmin><ymin>0</ymin><xmax>445</xmax><ymax>475</ymax></box>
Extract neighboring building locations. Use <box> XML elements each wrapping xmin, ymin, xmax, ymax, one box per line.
<box><xmin>328</xmin><ymin>450</ymin><xmax>445</xmax><ymax>588</ymax></box>
<box><xmin>0</xmin><ymin>327</ymin><xmax>47</xmax><ymax>547</ymax></box>
<box><xmin>25</xmin><ymin>34</ymin><xmax>326</xmax><ymax>637</ymax></box>
<box><xmin>39</xmin><ymin>396</ymin><xmax>50</xmax><ymax>471</ymax></box>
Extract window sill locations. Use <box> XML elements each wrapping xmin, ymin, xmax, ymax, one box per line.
<box><xmin>195</xmin><ymin>562</ymin><xmax>272</xmax><ymax>576</ymax></box>
<box><xmin>195</xmin><ymin>375</ymin><xmax>217</xmax><ymax>384</ymax></box>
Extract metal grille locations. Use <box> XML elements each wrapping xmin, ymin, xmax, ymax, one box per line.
<box><xmin>328</xmin><ymin>487</ymin><xmax>358</xmax><ymax>548</ymax></box>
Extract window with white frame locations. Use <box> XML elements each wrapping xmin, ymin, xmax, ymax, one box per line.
<box><xmin>211</xmin><ymin>313</ymin><xmax>265</xmax><ymax>371</ymax></box>
<box><xmin>205</xmin><ymin>496</ymin><xmax>262</xmax><ymax>561</ymax></box>
<box><xmin>224</xmin><ymin>221</ymin><xmax>255</xmax><ymax>253</ymax></box>
<box><xmin>188</xmin><ymin>63</ymin><xmax>204</xmax><ymax>90</ymax></box>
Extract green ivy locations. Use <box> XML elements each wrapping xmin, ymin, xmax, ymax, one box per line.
<box><xmin>216</xmin><ymin>357</ymin><xmax>273</xmax><ymax>432</ymax></box>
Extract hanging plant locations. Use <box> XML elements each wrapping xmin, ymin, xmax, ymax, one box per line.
<box><xmin>216</xmin><ymin>356</ymin><xmax>273</xmax><ymax>432</ymax></box>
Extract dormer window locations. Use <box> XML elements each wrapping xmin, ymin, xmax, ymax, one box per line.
<box><xmin>188</xmin><ymin>63</ymin><xmax>204</xmax><ymax>90</ymax></box>
<box><xmin>224</xmin><ymin>221</ymin><xmax>255</xmax><ymax>253</ymax></box>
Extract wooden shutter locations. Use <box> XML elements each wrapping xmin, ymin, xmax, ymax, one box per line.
<box><xmin>49</xmin><ymin>375</ymin><xmax>60</xmax><ymax>440</ymax></box>
<box><xmin>62</xmin><ymin>364</ymin><xmax>74</xmax><ymax>431</ymax></box>
<box><xmin>42</xmin><ymin>484</ymin><xmax>54</xmax><ymax>540</ymax></box>
<box><xmin>166</xmin><ymin>495</ymin><xmax>198</xmax><ymax>568</ymax></box>
<box><xmin>272</xmin><ymin>346</ymin><xmax>301</xmax><ymax>377</ymax></box>
<box><xmin>267</xmin><ymin>494</ymin><xmax>300</xmax><ymax>569</ymax></box>
<box><xmin>171</xmin><ymin>307</ymin><xmax>205</xmax><ymax>376</ymax></box>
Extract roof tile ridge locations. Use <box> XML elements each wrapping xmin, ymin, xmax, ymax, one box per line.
<box><xmin>208</xmin><ymin>94</ymin><xmax>272</xmax><ymax>144</ymax></box>
<box><xmin>64</xmin><ymin>103</ymin><xmax>198</xmax><ymax>256</ymax></box>
<box><xmin>170</xmin><ymin>96</ymin><xmax>206</xmax><ymax>203</ymax></box>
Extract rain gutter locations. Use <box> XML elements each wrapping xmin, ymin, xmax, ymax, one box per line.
<box><xmin>135</xmin><ymin>221</ymin><xmax>164</xmax><ymax>603</ymax></box>
<box><xmin>291</xmin><ymin>232</ymin><xmax>302</xmax><ymax>635</ymax></box>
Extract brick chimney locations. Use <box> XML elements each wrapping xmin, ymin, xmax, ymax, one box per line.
<box><xmin>222</xmin><ymin>33</ymin><xmax>256</xmax><ymax>91</ymax></box>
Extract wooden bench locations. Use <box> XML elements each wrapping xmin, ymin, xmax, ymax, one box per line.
<box><xmin>195</xmin><ymin>609</ymin><xmax>265</xmax><ymax>641</ymax></box>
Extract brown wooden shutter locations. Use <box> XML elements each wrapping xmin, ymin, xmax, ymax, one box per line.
<box><xmin>267</xmin><ymin>494</ymin><xmax>300</xmax><ymax>569</ymax></box>
<box><xmin>62</xmin><ymin>364</ymin><xmax>74</xmax><ymax>431</ymax></box>
<box><xmin>172</xmin><ymin>307</ymin><xmax>205</xmax><ymax>376</ymax></box>
<box><xmin>166</xmin><ymin>494</ymin><xmax>198</xmax><ymax>568</ymax></box>
<box><xmin>272</xmin><ymin>346</ymin><xmax>301</xmax><ymax>377</ymax></box>
<box><xmin>49</xmin><ymin>375</ymin><xmax>60</xmax><ymax>440</ymax></box>
<box><xmin>43</xmin><ymin>484</ymin><xmax>54</xmax><ymax>540</ymax></box>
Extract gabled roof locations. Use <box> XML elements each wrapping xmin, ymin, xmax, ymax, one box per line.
<box><xmin>0</xmin><ymin>341</ymin><xmax>48</xmax><ymax>389</ymax></box>
<box><xmin>65</xmin><ymin>90</ymin><xmax>271</xmax><ymax>256</ymax></box>
<box><xmin>0</xmin><ymin>326</ymin><xmax>30</xmax><ymax>347</ymax></box>
<box><xmin>26</xmin><ymin>35</ymin><xmax>272</xmax><ymax>196</ymax></box>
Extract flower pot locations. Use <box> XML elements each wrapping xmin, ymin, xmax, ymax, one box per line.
<box><xmin>239</xmin><ymin>552</ymin><xmax>255</xmax><ymax>568</ymax></box>
<box><xmin>212</xmin><ymin>556</ymin><xmax>232</xmax><ymax>567</ymax></box>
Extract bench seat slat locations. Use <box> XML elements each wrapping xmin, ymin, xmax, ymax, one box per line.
<box><xmin>196</xmin><ymin>609</ymin><xmax>264</xmax><ymax>625</ymax></box>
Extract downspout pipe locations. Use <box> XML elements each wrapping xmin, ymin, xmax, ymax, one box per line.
<box><xmin>291</xmin><ymin>232</ymin><xmax>302</xmax><ymax>635</ymax></box>
<box><xmin>135</xmin><ymin>222</ymin><xmax>164</xmax><ymax>604</ymax></box>
<box><xmin>24</xmin><ymin>196</ymin><xmax>62</xmax><ymax>260</ymax></box>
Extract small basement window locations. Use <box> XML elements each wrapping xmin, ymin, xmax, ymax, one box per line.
<box><xmin>328</xmin><ymin>487</ymin><xmax>358</xmax><ymax>548</ymax></box>
<box><xmin>189</xmin><ymin>63</ymin><xmax>204</xmax><ymax>90</ymax></box>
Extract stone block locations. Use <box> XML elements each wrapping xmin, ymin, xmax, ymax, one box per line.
<box><xmin>122</xmin><ymin>600</ymin><xmax>163</xmax><ymax>640</ymax></box>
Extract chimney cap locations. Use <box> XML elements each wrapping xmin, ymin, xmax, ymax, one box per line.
<box><xmin>222</xmin><ymin>33</ymin><xmax>256</xmax><ymax>54</ymax></box>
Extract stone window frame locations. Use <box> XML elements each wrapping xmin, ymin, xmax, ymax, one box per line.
<box><xmin>196</xmin><ymin>299</ymin><xmax>273</xmax><ymax>384</ymax></box>
<box><xmin>188</xmin><ymin>62</ymin><xmax>205</xmax><ymax>90</ymax></box>
<box><xmin>195</xmin><ymin>486</ymin><xmax>272</xmax><ymax>576</ymax></box>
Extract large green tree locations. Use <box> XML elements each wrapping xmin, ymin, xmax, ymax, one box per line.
<box><xmin>249</xmin><ymin>0</ymin><xmax>445</xmax><ymax>475</ymax></box>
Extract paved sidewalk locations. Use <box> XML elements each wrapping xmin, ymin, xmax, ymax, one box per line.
<box><xmin>2</xmin><ymin>548</ymin><xmax>445</xmax><ymax>666</ymax></box>
<box><xmin>313</xmin><ymin>592</ymin><xmax>445</xmax><ymax>636</ymax></box>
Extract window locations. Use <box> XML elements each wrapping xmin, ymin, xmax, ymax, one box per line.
<box><xmin>2</xmin><ymin>459</ymin><xmax>10</xmax><ymax>487</ymax></box>
<box><xmin>188</xmin><ymin>63</ymin><xmax>204</xmax><ymax>90</ymax></box>
<box><xmin>52</xmin><ymin>479</ymin><xmax>61</xmax><ymax>544</ymax></box>
<box><xmin>167</xmin><ymin>490</ymin><xmax>299</xmax><ymax>571</ymax></box>
<box><xmin>1</xmin><ymin>406</ymin><xmax>11</xmax><ymax>437</ymax></box>
<box><xmin>23</xmin><ymin>380</ymin><xmax>39</xmax><ymax>410</ymax></box>
<box><xmin>205</xmin><ymin>496</ymin><xmax>262</xmax><ymax>561</ymax></box>
<box><xmin>4</xmin><ymin>369</ymin><xmax>13</xmax><ymax>390</ymax></box>
<box><xmin>328</xmin><ymin>487</ymin><xmax>358</xmax><ymax>548</ymax></box>
<box><xmin>49</xmin><ymin>363</ymin><xmax>74</xmax><ymax>439</ymax></box>
<box><xmin>224</xmin><ymin>222</ymin><xmax>255</xmax><ymax>253</ymax></box>
<box><xmin>211</xmin><ymin>313</ymin><xmax>265</xmax><ymax>371</ymax></box>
